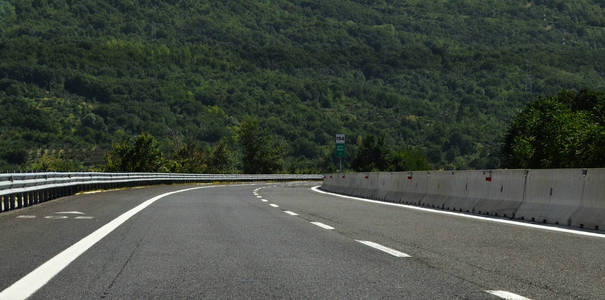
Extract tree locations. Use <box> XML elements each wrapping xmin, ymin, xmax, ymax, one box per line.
<box><xmin>239</xmin><ymin>117</ymin><xmax>284</xmax><ymax>174</ymax></box>
<box><xmin>502</xmin><ymin>89</ymin><xmax>605</xmax><ymax>168</ymax></box>
<box><xmin>387</xmin><ymin>149</ymin><xmax>432</xmax><ymax>171</ymax></box>
<box><xmin>105</xmin><ymin>133</ymin><xmax>165</xmax><ymax>172</ymax></box>
<box><xmin>28</xmin><ymin>150</ymin><xmax>85</xmax><ymax>172</ymax></box>
<box><xmin>170</xmin><ymin>142</ymin><xmax>208</xmax><ymax>173</ymax></box>
<box><xmin>207</xmin><ymin>139</ymin><xmax>233</xmax><ymax>173</ymax></box>
<box><xmin>351</xmin><ymin>135</ymin><xmax>387</xmax><ymax>172</ymax></box>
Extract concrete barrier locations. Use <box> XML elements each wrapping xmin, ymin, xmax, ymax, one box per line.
<box><xmin>570</xmin><ymin>169</ymin><xmax>605</xmax><ymax>230</ymax></box>
<box><xmin>321</xmin><ymin>168</ymin><xmax>605</xmax><ymax>231</ymax></box>
<box><xmin>515</xmin><ymin>169</ymin><xmax>585</xmax><ymax>225</ymax></box>
<box><xmin>469</xmin><ymin>169</ymin><xmax>527</xmax><ymax>218</ymax></box>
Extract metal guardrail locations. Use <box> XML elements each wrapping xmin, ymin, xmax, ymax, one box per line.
<box><xmin>0</xmin><ymin>172</ymin><xmax>323</xmax><ymax>213</ymax></box>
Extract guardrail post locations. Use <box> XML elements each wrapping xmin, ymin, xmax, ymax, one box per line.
<box><xmin>16</xmin><ymin>193</ymin><xmax>22</xmax><ymax>209</ymax></box>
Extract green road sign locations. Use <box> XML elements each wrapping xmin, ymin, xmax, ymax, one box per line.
<box><xmin>335</xmin><ymin>143</ymin><xmax>345</xmax><ymax>158</ymax></box>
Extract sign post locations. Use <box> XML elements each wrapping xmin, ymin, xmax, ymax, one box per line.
<box><xmin>335</xmin><ymin>134</ymin><xmax>345</xmax><ymax>172</ymax></box>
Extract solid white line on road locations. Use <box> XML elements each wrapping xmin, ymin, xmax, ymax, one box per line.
<box><xmin>311</xmin><ymin>186</ymin><xmax>605</xmax><ymax>239</ymax></box>
<box><xmin>16</xmin><ymin>215</ymin><xmax>36</xmax><ymax>219</ymax></box>
<box><xmin>284</xmin><ymin>211</ymin><xmax>298</xmax><ymax>216</ymax></box>
<box><xmin>0</xmin><ymin>184</ymin><xmax>230</xmax><ymax>300</ymax></box>
<box><xmin>74</xmin><ymin>216</ymin><xmax>94</xmax><ymax>220</ymax></box>
<box><xmin>356</xmin><ymin>240</ymin><xmax>411</xmax><ymax>258</ymax></box>
<box><xmin>485</xmin><ymin>290</ymin><xmax>531</xmax><ymax>300</ymax></box>
<box><xmin>310</xmin><ymin>222</ymin><xmax>334</xmax><ymax>230</ymax></box>
<box><xmin>261</xmin><ymin>199</ymin><xmax>268</xmax><ymax>202</ymax></box>
<box><xmin>270</xmin><ymin>204</ymin><xmax>279</xmax><ymax>208</ymax></box>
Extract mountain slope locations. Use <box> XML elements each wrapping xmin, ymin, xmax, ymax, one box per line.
<box><xmin>1</xmin><ymin>0</ymin><xmax>605</xmax><ymax>171</ymax></box>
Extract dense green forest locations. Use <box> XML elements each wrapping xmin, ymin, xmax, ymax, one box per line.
<box><xmin>1</xmin><ymin>0</ymin><xmax>605</xmax><ymax>172</ymax></box>
<box><xmin>502</xmin><ymin>89</ymin><xmax>605</xmax><ymax>169</ymax></box>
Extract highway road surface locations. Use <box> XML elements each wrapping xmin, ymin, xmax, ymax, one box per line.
<box><xmin>0</xmin><ymin>182</ymin><xmax>603</xmax><ymax>299</ymax></box>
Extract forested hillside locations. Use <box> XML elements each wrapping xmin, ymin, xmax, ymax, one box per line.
<box><xmin>1</xmin><ymin>0</ymin><xmax>605</xmax><ymax>172</ymax></box>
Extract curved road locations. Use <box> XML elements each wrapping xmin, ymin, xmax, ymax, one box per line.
<box><xmin>0</xmin><ymin>182</ymin><xmax>603</xmax><ymax>299</ymax></box>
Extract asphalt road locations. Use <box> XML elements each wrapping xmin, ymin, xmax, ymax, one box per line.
<box><xmin>0</xmin><ymin>182</ymin><xmax>603</xmax><ymax>299</ymax></box>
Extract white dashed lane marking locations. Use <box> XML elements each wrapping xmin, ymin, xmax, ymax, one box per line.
<box><xmin>356</xmin><ymin>240</ymin><xmax>410</xmax><ymax>258</ymax></box>
<box><xmin>261</xmin><ymin>199</ymin><xmax>268</xmax><ymax>202</ymax></box>
<box><xmin>284</xmin><ymin>211</ymin><xmax>298</xmax><ymax>216</ymax></box>
<box><xmin>269</xmin><ymin>204</ymin><xmax>279</xmax><ymax>208</ymax></box>
<box><xmin>310</xmin><ymin>222</ymin><xmax>334</xmax><ymax>230</ymax></box>
<box><xmin>44</xmin><ymin>216</ymin><xmax>68</xmax><ymax>220</ymax></box>
<box><xmin>485</xmin><ymin>290</ymin><xmax>531</xmax><ymax>300</ymax></box>
<box><xmin>74</xmin><ymin>216</ymin><xmax>94</xmax><ymax>220</ymax></box>
<box><xmin>16</xmin><ymin>215</ymin><xmax>36</xmax><ymax>219</ymax></box>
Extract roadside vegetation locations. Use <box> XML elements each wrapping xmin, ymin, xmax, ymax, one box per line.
<box><xmin>502</xmin><ymin>89</ymin><xmax>605</xmax><ymax>169</ymax></box>
<box><xmin>1</xmin><ymin>1</ymin><xmax>605</xmax><ymax>172</ymax></box>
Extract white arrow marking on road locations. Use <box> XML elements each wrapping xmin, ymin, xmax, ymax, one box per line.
<box><xmin>485</xmin><ymin>290</ymin><xmax>531</xmax><ymax>300</ymax></box>
<box><xmin>356</xmin><ymin>240</ymin><xmax>410</xmax><ymax>258</ymax></box>
<box><xmin>310</xmin><ymin>222</ymin><xmax>334</xmax><ymax>230</ymax></box>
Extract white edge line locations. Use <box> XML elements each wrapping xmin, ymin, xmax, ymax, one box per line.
<box><xmin>485</xmin><ymin>290</ymin><xmax>531</xmax><ymax>300</ymax></box>
<box><xmin>269</xmin><ymin>203</ymin><xmax>279</xmax><ymax>208</ymax></box>
<box><xmin>284</xmin><ymin>211</ymin><xmax>298</xmax><ymax>216</ymax></box>
<box><xmin>356</xmin><ymin>240</ymin><xmax>411</xmax><ymax>258</ymax></box>
<box><xmin>0</xmin><ymin>184</ymin><xmax>241</xmax><ymax>300</ymax></box>
<box><xmin>311</xmin><ymin>186</ymin><xmax>605</xmax><ymax>239</ymax></box>
<box><xmin>310</xmin><ymin>222</ymin><xmax>334</xmax><ymax>230</ymax></box>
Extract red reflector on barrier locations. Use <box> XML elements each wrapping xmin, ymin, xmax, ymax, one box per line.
<box><xmin>365</xmin><ymin>176</ymin><xmax>368</xmax><ymax>179</ymax></box>
<box><xmin>408</xmin><ymin>176</ymin><xmax>413</xmax><ymax>180</ymax></box>
<box><xmin>485</xmin><ymin>177</ymin><xmax>492</xmax><ymax>182</ymax></box>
